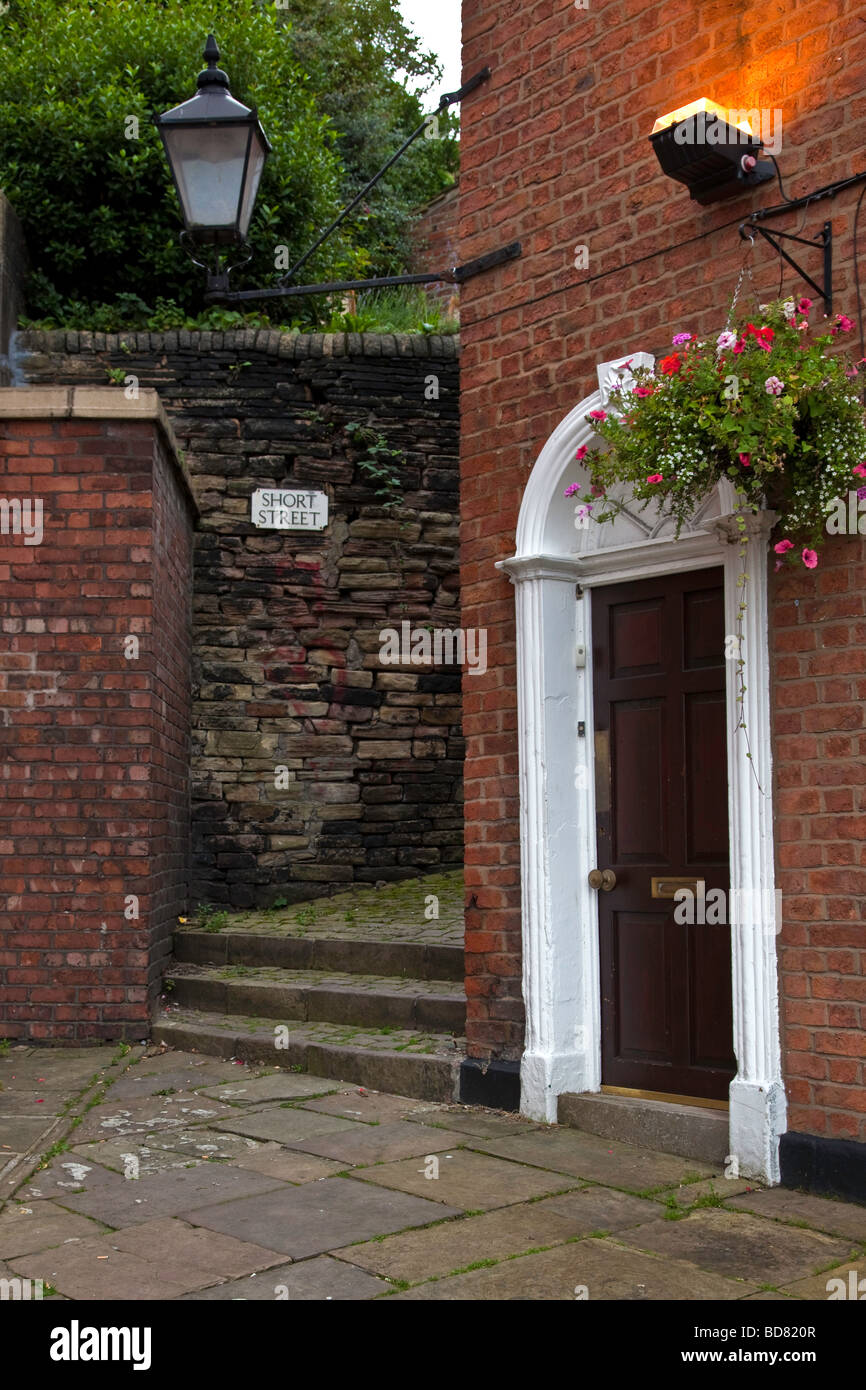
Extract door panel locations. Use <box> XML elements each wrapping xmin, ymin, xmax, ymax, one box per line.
<box><xmin>592</xmin><ymin>568</ymin><xmax>735</xmax><ymax>1101</ymax></box>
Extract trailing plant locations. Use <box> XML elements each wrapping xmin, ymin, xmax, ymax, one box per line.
<box><xmin>345</xmin><ymin>420</ymin><xmax>404</xmax><ymax>509</ymax></box>
<box><xmin>566</xmin><ymin>296</ymin><xmax>866</xmax><ymax>569</ymax></box>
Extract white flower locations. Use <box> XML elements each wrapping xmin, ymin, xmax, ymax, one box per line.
<box><xmin>716</xmin><ymin>330</ymin><xmax>737</xmax><ymax>352</ymax></box>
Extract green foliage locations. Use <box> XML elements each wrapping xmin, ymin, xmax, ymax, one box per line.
<box><xmin>280</xmin><ymin>0</ymin><xmax>458</xmax><ymax>276</ymax></box>
<box><xmin>20</xmin><ymin>285</ymin><xmax>459</xmax><ymax>336</ymax></box>
<box><xmin>193</xmin><ymin>903</ymin><xmax>230</xmax><ymax>932</ymax></box>
<box><xmin>0</xmin><ymin>0</ymin><xmax>454</xmax><ymax>319</ymax></box>
<box><xmin>572</xmin><ymin>299</ymin><xmax>866</xmax><ymax>560</ymax></box>
<box><xmin>345</xmin><ymin>420</ymin><xmax>404</xmax><ymax>507</ymax></box>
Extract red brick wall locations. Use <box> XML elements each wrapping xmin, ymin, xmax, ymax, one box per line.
<box><xmin>412</xmin><ymin>184</ymin><xmax>460</xmax><ymax>306</ymax></box>
<box><xmin>0</xmin><ymin>407</ymin><xmax>195</xmax><ymax>1042</ymax></box>
<box><xmin>459</xmin><ymin>0</ymin><xmax>866</xmax><ymax>1107</ymax></box>
<box><xmin>772</xmin><ymin>535</ymin><xmax>866</xmax><ymax>1143</ymax></box>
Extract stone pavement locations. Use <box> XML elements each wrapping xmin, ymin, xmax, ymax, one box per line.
<box><xmin>2</xmin><ymin>1042</ymin><xmax>865</xmax><ymax>1301</ymax></box>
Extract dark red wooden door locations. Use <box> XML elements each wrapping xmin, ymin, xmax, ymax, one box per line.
<box><xmin>591</xmin><ymin>568</ymin><xmax>736</xmax><ymax>1101</ymax></box>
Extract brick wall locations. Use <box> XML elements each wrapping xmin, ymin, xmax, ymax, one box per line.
<box><xmin>0</xmin><ymin>390</ymin><xmax>195</xmax><ymax>1042</ymax></box>
<box><xmin>458</xmin><ymin>0</ymin><xmax>866</xmax><ymax>1107</ymax></box>
<box><xmin>772</xmin><ymin>533</ymin><xmax>866</xmax><ymax>1144</ymax></box>
<box><xmin>411</xmin><ymin>184</ymin><xmax>461</xmax><ymax>308</ymax></box>
<box><xmin>20</xmin><ymin>332</ymin><xmax>463</xmax><ymax>909</ymax></box>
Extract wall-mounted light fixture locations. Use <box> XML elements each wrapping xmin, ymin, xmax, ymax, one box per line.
<box><xmin>649</xmin><ymin>99</ymin><xmax>774</xmax><ymax>204</ymax></box>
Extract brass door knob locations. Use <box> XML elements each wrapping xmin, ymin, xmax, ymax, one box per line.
<box><xmin>588</xmin><ymin>868</ymin><xmax>616</xmax><ymax>891</ymax></box>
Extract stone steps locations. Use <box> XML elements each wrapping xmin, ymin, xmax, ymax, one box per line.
<box><xmin>161</xmin><ymin>876</ymin><xmax>467</xmax><ymax>1104</ymax></box>
<box><xmin>175</xmin><ymin>928</ymin><xmax>463</xmax><ymax>983</ymax></box>
<box><xmin>165</xmin><ymin>962</ymin><xmax>465</xmax><ymax>1034</ymax></box>
<box><xmin>151</xmin><ymin>1007</ymin><xmax>461</xmax><ymax>1102</ymax></box>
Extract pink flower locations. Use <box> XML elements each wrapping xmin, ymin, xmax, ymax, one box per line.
<box><xmin>846</xmin><ymin>366</ymin><xmax>859</xmax><ymax>378</ymax></box>
<box><xmin>802</xmin><ymin>548</ymin><xmax>818</xmax><ymax>569</ymax></box>
<box><xmin>853</xmin><ymin>463</ymin><xmax>866</xmax><ymax>477</ymax></box>
<box><xmin>588</xmin><ymin>409</ymin><xmax>607</xmax><ymax>421</ymax></box>
<box><xmin>646</xmin><ymin>473</ymin><xmax>663</xmax><ymax>484</ymax></box>
<box><xmin>564</xmin><ymin>483</ymin><xmax>581</xmax><ymax>498</ymax></box>
<box><xmin>738</xmin><ymin>453</ymin><xmax>751</xmax><ymax>466</ymax></box>
<box><xmin>672</xmin><ymin>333</ymin><xmax>693</xmax><ymax>346</ymax></box>
<box><xmin>716</xmin><ymin>330</ymin><xmax>737</xmax><ymax>352</ymax></box>
<box><xmin>774</xmin><ymin>559</ymin><xmax>784</xmax><ymax>571</ymax></box>
<box><xmin>633</xmin><ymin>385</ymin><xmax>654</xmax><ymax>397</ymax></box>
<box><xmin>732</xmin><ymin>338</ymin><xmax>745</xmax><ymax>354</ymax></box>
<box><xmin>764</xmin><ymin>376</ymin><xmax>784</xmax><ymax>395</ymax></box>
<box><xmin>575</xmin><ymin>445</ymin><xmax>589</xmax><ymax>461</ymax></box>
<box><xmin>796</xmin><ymin>297</ymin><xmax>812</xmax><ymax>314</ymax></box>
<box><xmin>857</xmin><ymin>485</ymin><xmax>866</xmax><ymax>501</ymax></box>
<box><xmin>774</xmin><ymin>539</ymin><xmax>794</xmax><ymax>554</ymax></box>
<box><xmin>835</xmin><ymin>315</ymin><xmax>855</xmax><ymax>334</ymax></box>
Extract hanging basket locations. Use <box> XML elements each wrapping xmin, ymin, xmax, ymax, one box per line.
<box><xmin>566</xmin><ymin>297</ymin><xmax>866</xmax><ymax>568</ymax></box>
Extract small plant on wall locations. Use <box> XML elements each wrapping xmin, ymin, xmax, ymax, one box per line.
<box><xmin>566</xmin><ymin>297</ymin><xmax>866</xmax><ymax>569</ymax></box>
<box><xmin>345</xmin><ymin>420</ymin><xmax>405</xmax><ymax>510</ymax></box>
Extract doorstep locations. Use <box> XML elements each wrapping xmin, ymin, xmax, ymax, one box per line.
<box><xmin>557</xmin><ymin>1091</ymin><xmax>729</xmax><ymax>1166</ymax></box>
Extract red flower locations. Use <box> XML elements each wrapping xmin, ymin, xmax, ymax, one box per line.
<box><xmin>659</xmin><ymin>354</ymin><xmax>681</xmax><ymax>375</ymax></box>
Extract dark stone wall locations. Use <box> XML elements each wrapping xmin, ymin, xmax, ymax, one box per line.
<box><xmin>20</xmin><ymin>330</ymin><xmax>462</xmax><ymax>909</ymax></box>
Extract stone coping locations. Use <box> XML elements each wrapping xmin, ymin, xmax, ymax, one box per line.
<box><xmin>18</xmin><ymin>328</ymin><xmax>460</xmax><ymax>359</ymax></box>
<box><xmin>0</xmin><ymin>385</ymin><xmax>199</xmax><ymax>521</ymax></box>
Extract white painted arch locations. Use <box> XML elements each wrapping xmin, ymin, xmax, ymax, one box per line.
<box><xmin>497</xmin><ymin>355</ymin><xmax>787</xmax><ymax>1183</ymax></box>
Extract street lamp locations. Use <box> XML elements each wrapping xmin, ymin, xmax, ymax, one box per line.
<box><xmin>156</xmin><ymin>40</ymin><xmax>520</xmax><ymax>303</ymax></box>
<box><xmin>155</xmin><ymin>34</ymin><xmax>271</xmax><ymax>290</ymax></box>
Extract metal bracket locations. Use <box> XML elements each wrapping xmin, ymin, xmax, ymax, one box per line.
<box><xmin>740</xmin><ymin>219</ymin><xmax>833</xmax><ymax>315</ymax></box>
<box><xmin>205</xmin><ymin>242</ymin><xmax>521</xmax><ymax>303</ymax></box>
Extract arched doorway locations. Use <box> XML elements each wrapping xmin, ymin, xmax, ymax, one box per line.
<box><xmin>498</xmin><ymin>354</ymin><xmax>787</xmax><ymax>1183</ymax></box>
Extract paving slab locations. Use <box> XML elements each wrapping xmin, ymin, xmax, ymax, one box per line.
<box><xmin>285</xmin><ymin>1120</ymin><xmax>468</xmax><ymax>1166</ymax></box>
<box><xmin>65</xmin><ymin>1139</ymin><xmax>208</xmax><ymax>1181</ymax></box>
<box><xmin>724</xmin><ymin>1187</ymin><xmax>866</xmax><ymax>1243</ymax></box>
<box><xmin>11</xmin><ymin>1241</ymin><xmax>199</xmax><ymax>1300</ymax></box>
<box><xmin>403</xmin><ymin>1107</ymin><xmax>540</xmax><ymax>1138</ymax></box>
<box><xmin>181</xmin><ymin>1175</ymin><xmax>460</xmax><ymax>1258</ymax></box>
<box><xmin>470</xmin><ymin>1129</ymin><xmax>718</xmax><ymax>1192</ymax></box>
<box><xmin>227</xmin><ymin>1148</ymin><xmax>346</xmax><ymax>1185</ymax></box>
<box><xmin>179</xmin><ymin>1255</ymin><xmax>388</xmax><ymax>1301</ymax></box>
<box><xmin>198</xmin><ymin>1073</ymin><xmax>343</xmax><ymax>1105</ymax></box>
<box><xmin>57</xmin><ymin>1163</ymin><xmax>290</xmax><ymax>1229</ymax></box>
<box><xmin>616</xmin><ymin>1208</ymin><xmax>856</xmax><ymax>1286</ymax></box>
<box><xmin>335</xmin><ymin>1187</ymin><xmax>656</xmax><ymax>1285</ymax></box>
<box><xmin>72</xmin><ymin>1092</ymin><xmax>236</xmax><ymax>1142</ymax></box>
<box><xmin>124</xmin><ymin>1051</ymin><xmax>254</xmax><ymax>1081</ymax></box>
<box><xmin>0</xmin><ymin>1202</ymin><xmax>106</xmax><ymax>1259</ymax></box>
<box><xmin>0</xmin><ymin>1090</ymin><xmax>72</xmax><ymax>1117</ymax></box>
<box><xmin>108</xmin><ymin>1218</ymin><xmax>286</xmax><ymax>1284</ymax></box>
<box><xmin>299</xmin><ymin>1090</ymin><xmax>443</xmax><ymax>1125</ymax></box>
<box><xmin>0</xmin><ymin>1048</ymin><xmax>117</xmax><ymax>1092</ymax></box>
<box><xmin>211</xmin><ymin>1107</ymin><xmax>359</xmax><ymax>1147</ymax></box>
<box><xmin>389</xmin><ymin>1236</ymin><xmax>757</xmax><ymax>1300</ymax></box>
<box><xmin>741</xmin><ymin>1290</ymin><xmax>804</xmax><ymax>1300</ymax></box>
<box><xmin>779</xmin><ymin>1258</ymin><xmax>866</xmax><ymax>1300</ymax></box>
<box><xmin>107</xmin><ymin>1064</ymin><xmax>256</xmax><ymax>1101</ymax></box>
<box><xmin>0</xmin><ymin>1116</ymin><xmax>59</xmax><ymax>1151</ymax></box>
<box><xmin>354</xmin><ymin>1148</ymin><xmax>582</xmax><ymax>1210</ymax></box>
<box><xmin>19</xmin><ymin>1154</ymin><xmax>123</xmax><ymax>1203</ymax></box>
<box><xmin>144</xmin><ymin>1128</ymin><xmax>273</xmax><ymax>1162</ymax></box>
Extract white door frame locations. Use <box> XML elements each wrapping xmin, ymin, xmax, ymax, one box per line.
<box><xmin>497</xmin><ymin>356</ymin><xmax>787</xmax><ymax>1183</ymax></box>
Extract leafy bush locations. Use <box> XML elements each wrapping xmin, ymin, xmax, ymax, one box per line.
<box><xmin>0</xmin><ymin>0</ymin><xmax>454</xmax><ymax>319</ymax></box>
<box><xmin>20</xmin><ymin>286</ymin><xmax>458</xmax><ymax>336</ymax></box>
